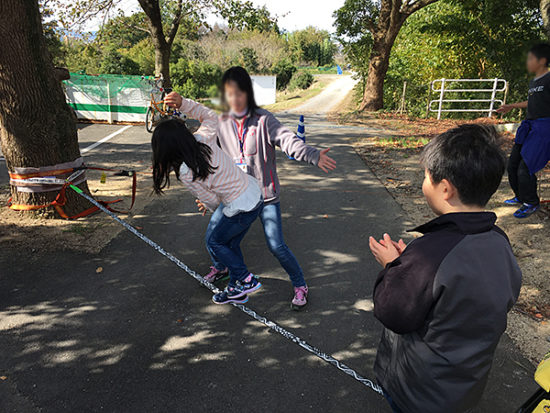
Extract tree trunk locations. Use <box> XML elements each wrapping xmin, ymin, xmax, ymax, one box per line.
<box><xmin>153</xmin><ymin>40</ymin><xmax>172</xmax><ymax>88</ymax></box>
<box><xmin>138</xmin><ymin>0</ymin><xmax>174</xmax><ymax>88</ymax></box>
<box><xmin>359</xmin><ymin>25</ymin><xmax>403</xmax><ymax>111</ymax></box>
<box><xmin>0</xmin><ymin>0</ymin><xmax>90</xmax><ymax>217</ymax></box>
<box><xmin>360</xmin><ymin>48</ymin><xmax>391</xmax><ymax>111</ymax></box>
<box><xmin>542</xmin><ymin>0</ymin><xmax>550</xmax><ymax>38</ymax></box>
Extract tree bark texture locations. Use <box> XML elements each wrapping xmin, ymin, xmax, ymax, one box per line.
<box><xmin>0</xmin><ymin>0</ymin><xmax>90</xmax><ymax>217</ymax></box>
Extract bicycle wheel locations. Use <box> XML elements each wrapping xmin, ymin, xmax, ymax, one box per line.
<box><xmin>145</xmin><ymin>106</ymin><xmax>155</xmax><ymax>133</ymax></box>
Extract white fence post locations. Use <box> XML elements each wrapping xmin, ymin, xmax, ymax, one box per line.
<box><xmin>488</xmin><ymin>78</ymin><xmax>498</xmax><ymax>118</ymax></box>
<box><xmin>398</xmin><ymin>80</ymin><xmax>407</xmax><ymax>114</ymax></box>
<box><xmin>437</xmin><ymin>78</ymin><xmax>446</xmax><ymax>120</ymax></box>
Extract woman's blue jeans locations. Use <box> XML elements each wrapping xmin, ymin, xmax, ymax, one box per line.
<box><xmin>205</xmin><ymin>203</ymin><xmax>262</xmax><ymax>284</ymax></box>
<box><xmin>206</xmin><ymin>202</ymin><xmax>306</xmax><ymax>287</ymax></box>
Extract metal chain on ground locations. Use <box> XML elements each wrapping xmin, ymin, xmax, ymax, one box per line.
<box><xmin>68</xmin><ymin>184</ymin><xmax>383</xmax><ymax>396</ymax></box>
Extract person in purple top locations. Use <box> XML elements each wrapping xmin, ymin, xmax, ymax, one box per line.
<box><xmin>166</xmin><ymin>66</ymin><xmax>336</xmax><ymax>309</ymax></box>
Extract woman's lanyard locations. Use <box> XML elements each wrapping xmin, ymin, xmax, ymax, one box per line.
<box><xmin>232</xmin><ymin>116</ymin><xmax>250</xmax><ymax>162</ymax></box>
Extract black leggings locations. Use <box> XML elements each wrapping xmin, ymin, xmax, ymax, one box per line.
<box><xmin>508</xmin><ymin>144</ymin><xmax>539</xmax><ymax>205</ymax></box>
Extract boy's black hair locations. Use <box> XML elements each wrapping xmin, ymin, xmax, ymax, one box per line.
<box><xmin>529</xmin><ymin>43</ymin><xmax>550</xmax><ymax>67</ymax></box>
<box><xmin>420</xmin><ymin>124</ymin><xmax>506</xmax><ymax>207</ymax></box>
<box><xmin>220</xmin><ymin>66</ymin><xmax>259</xmax><ymax>114</ymax></box>
<box><xmin>151</xmin><ymin>118</ymin><xmax>217</xmax><ymax>195</ymax></box>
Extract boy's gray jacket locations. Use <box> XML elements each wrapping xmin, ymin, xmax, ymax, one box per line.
<box><xmin>373</xmin><ymin>212</ymin><xmax>522</xmax><ymax>412</ymax></box>
<box><xmin>216</xmin><ymin>108</ymin><xmax>320</xmax><ymax>204</ymax></box>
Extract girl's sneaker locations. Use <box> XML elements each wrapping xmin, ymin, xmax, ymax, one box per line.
<box><xmin>237</xmin><ymin>274</ymin><xmax>262</xmax><ymax>295</ymax></box>
<box><xmin>291</xmin><ymin>286</ymin><xmax>308</xmax><ymax>310</ymax></box>
<box><xmin>212</xmin><ymin>289</ymin><xmax>249</xmax><ymax>305</ymax></box>
<box><xmin>514</xmin><ymin>203</ymin><xmax>540</xmax><ymax>218</ymax></box>
<box><xmin>204</xmin><ymin>266</ymin><xmax>229</xmax><ymax>283</ymax></box>
<box><xmin>212</xmin><ymin>274</ymin><xmax>261</xmax><ymax>305</ymax></box>
<box><xmin>504</xmin><ymin>196</ymin><xmax>521</xmax><ymax>206</ymax></box>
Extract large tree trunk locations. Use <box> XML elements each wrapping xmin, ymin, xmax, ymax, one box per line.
<box><xmin>542</xmin><ymin>0</ymin><xmax>550</xmax><ymax>38</ymax></box>
<box><xmin>358</xmin><ymin>0</ymin><xmax>439</xmax><ymax>112</ymax></box>
<box><xmin>360</xmin><ymin>47</ymin><xmax>392</xmax><ymax>111</ymax></box>
<box><xmin>359</xmin><ymin>25</ymin><xmax>403</xmax><ymax>111</ymax></box>
<box><xmin>0</xmin><ymin>0</ymin><xmax>90</xmax><ymax>217</ymax></box>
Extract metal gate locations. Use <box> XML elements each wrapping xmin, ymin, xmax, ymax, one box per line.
<box><xmin>428</xmin><ymin>78</ymin><xmax>508</xmax><ymax>119</ymax></box>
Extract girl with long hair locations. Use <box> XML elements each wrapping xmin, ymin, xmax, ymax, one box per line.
<box><xmin>151</xmin><ymin>98</ymin><xmax>263</xmax><ymax>305</ymax></box>
<box><xmin>165</xmin><ymin>67</ymin><xmax>336</xmax><ymax>309</ymax></box>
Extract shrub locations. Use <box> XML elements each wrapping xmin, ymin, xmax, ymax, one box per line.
<box><xmin>271</xmin><ymin>58</ymin><xmax>296</xmax><ymax>90</ymax></box>
<box><xmin>207</xmin><ymin>84</ymin><xmax>219</xmax><ymax>98</ymax></box>
<box><xmin>289</xmin><ymin>71</ymin><xmax>314</xmax><ymax>90</ymax></box>
<box><xmin>100</xmin><ymin>47</ymin><xmax>140</xmax><ymax>75</ymax></box>
<box><xmin>239</xmin><ymin>47</ymin><xmax>259</xmax><ymax>74</ymax></box>
<box><xmin>170</xmin><ymin>58</ymin><xmax>222</xmax><ymax>99</ymax></box>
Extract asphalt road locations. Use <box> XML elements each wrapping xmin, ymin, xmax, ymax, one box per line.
<box><xmin>0</xmin><ymin>114</ymin><xmax>538</xmax><ymax>412</ymax></box>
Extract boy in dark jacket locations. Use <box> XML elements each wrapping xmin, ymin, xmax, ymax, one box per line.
<box><xmin>369</xmin><ymin>125</ymin><xmax>522</xmax><ymax>413</ymax></box>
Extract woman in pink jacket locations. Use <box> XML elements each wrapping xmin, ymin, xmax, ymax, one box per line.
<box><xmin>166</xmin><ymin>67</ymin><xmax>336</xmax><ymax>309</ymax></box>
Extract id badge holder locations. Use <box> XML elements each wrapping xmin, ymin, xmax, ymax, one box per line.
<box><xmin>234</xmin><ymin>158</ymin><xmax>250</xmax><ymax>174</ymax></box>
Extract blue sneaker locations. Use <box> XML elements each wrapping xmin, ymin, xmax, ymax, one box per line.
<box><xmin>238</xmin><ymin>273</ymin><xmax>262</xmax><ymax>295</ymax></box>
<box><xmin>513</xmin><ymin>203</ymin><xmax>540</xmax><ymax>218</ymax></box>
<box><xmin>212</xmin><ymin>274</ymin><xmax>261</xmax><ymax>305</ymax></box>
<box><xmin>504</xmin><ymin>196</ymin><xmax>521</xmax><ymax>206</ymax></box>
<box><xmin>212</xmin><ymin>290</ymin><xmax>249</xmax><ymax>305</ymax></box>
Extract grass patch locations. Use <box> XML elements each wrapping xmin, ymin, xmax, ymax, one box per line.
<box><xmin>62</xmin><ymin>222</ymin><xmax>104</xmax><ymax>236</ymax></box>
<box><xmin>375</xmin><ymin>136</ymin><xmax>430</xmax><ymax>149</ymax></box>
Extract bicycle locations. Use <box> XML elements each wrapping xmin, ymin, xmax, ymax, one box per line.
<box><xmin>143</xmin><ymin>75</ymin><xmax>185</xmax><ymax>133</ymax></box>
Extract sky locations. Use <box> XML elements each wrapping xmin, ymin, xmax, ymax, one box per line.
<box><xmin>209</xmin><ymin>0</ymin><xmax>347</xmax><ymax>32</ymax></box>
<box><xmin>79</xmin><ymin>0</ymin><xmax>346</xmax><ymax>33</ymax></box>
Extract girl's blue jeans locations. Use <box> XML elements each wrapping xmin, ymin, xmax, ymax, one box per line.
<box><xmin>206</xmin><ymin>202</ymin><xmax>306</xmax><ymax>287</ymax></box>
<box><xmin>205</xmin><ymin>203</ymin><xmax>262</xmax><ymax>283</ymax></box>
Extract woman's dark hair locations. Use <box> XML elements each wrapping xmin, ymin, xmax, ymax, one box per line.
<box><xmin>151</xmin><ymin>118</ymin><xmax>217</xmax><ymax>195</ymax></box>
<box><xmin>221</xmin><ymin>66</ymin><xmax>259</xmax><ymax>114</ymax></box>
<box><xmin>420</xmin><ymin>124</ymin><xmax>506</xmax><ymax>207</ymax></box>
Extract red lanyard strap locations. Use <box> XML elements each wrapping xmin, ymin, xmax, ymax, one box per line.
<box><xmin>232</xmin><ymin>116</ymin><xmax>250</xmax><ymax>157</ymax></box>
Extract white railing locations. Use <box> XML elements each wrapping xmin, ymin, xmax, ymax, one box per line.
<box><xmin>428</xmin><ymin>78</ymin><xmax>508</xmax><ymax>120</ymax></box>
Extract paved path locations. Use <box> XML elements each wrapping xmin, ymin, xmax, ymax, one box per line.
<box><xmin>0</xmin><ymin>114</ymin><xmax>537</xmax><ymax>411</ymax></box>
<box><xmin>290</xmin><ymin>75</ymin><xmax>357</xmax><ymax>114</ymax></box>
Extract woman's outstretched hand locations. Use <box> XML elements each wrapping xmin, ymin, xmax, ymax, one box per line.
<box><xmin>318</xmin><ymin>148</ymin><xmax>337</xmax><ymax>173</ymax></box>
<box><xmin>165</xmin><ymin>92</ymin><xmax>183</xmax><ymax>109</ymax></box>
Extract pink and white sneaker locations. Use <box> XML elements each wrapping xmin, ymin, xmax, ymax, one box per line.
<box><xmin>291</xmin><ymin>286</ymin><xmax>308</xmax><ymax>310</ymax></box>
<box><xmin>204</xmin><ymin>266</ymin><xmax>229</xmax><ymax>283</ymax></box>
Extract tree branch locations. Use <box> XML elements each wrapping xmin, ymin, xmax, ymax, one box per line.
<box><xmin>401</xmin><ymin>0</ymin><xmax>439</xmax><ymax>16</ymax></box>
<box><xmin>166</xmin><ymin>0</ymin><xmax>184</xmax><ymax>45</ymax></box>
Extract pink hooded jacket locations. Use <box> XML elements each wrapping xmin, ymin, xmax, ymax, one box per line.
<box><xmin>216</xmin><ymin>108</ymin><xmax>320</xmax><ymax>204</ymax></box>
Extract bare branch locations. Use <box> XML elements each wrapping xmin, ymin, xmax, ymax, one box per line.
<box><xmin>166</xmin><ymin>0</ymin><xmax>184</xmax><ymax>45</ymax></box>
<box><xmin>401</xmin><ymin>0</ymin><xmax>439</xmax><ymax>16</ymax></box>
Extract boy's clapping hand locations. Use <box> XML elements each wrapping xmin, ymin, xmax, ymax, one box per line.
<box><xmin>369</xmin><ymin>233</ymin><xmax>407</xmax><ymax>267</ymax></box>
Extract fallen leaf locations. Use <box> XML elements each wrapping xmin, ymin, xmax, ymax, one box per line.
<box><xmin>96</xmin><ymin>267</ymin><xmax>103</xmax><ymax>274</ymax></box>
<box><xmin>0</xmin><ymin>376</ymin><xmax>6</xmax><ymax>380</ymax></box>
<box><xmin>541</xmin><ymin>321</ymin><xmax>548</xmax><ymax>325</ymax></box>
